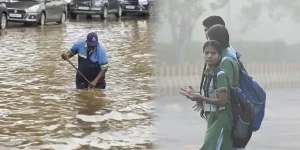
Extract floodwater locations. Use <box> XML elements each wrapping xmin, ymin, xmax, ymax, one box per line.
<box><xmin>0</xmin><ymin>15</ymin><xmax>155</xmax><ymax>150</ymax></box>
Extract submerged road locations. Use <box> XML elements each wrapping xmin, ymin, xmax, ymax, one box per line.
<box><xmin>0</xmin><ymin>16</ymin><xmax>155</xmax><ymax>150</ymax></box>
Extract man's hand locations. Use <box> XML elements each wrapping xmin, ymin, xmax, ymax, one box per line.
<box><xmin>91</xmin><ymin>69</ymin><xmax>106</xmax><ymax>89</ymax></box>
<box><xmin>61</xmin><ymin>52</ymin><xmax>74</xmax><ymax>60</ymax></box>
<box><xmin>89</xmin><ymin>80</ymin><xmax>98</xmax><ymax>88</ymax></box>
<box><xmin>61</xmin><ymin>53</ymin><xmax>69</xmax><ymax>60</ymax></box>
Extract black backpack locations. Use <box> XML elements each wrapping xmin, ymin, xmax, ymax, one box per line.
<box><xmin>211</xmin><ymin>68</ymin><xmax>255</xmax><ymax>148</ymax></box>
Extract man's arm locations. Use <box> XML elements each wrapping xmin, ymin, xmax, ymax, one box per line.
<box><xmin>93</xmin><ymin>64</ymin><xmax>108</xmax><ymax>84</ymax></box>
<box><xmin>92</xmin><ymin>46</ymin><xmax>108</xmax><ymax>84</ymax></box>
<box><xmin>62</xmin><ymin>40</ymin><xmax>82</xmax><ymax>59</ymax></box>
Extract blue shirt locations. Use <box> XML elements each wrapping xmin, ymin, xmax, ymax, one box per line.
<box><xmin>69</xmin><ymin>39</ymin><xmax>108</xmax><ymax>68</ymax></box>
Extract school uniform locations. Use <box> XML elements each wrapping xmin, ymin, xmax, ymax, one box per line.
<box><xmin>220</xmin><ymin>47</ymin><xmax>240</xmax><ymax>87</ymax></box>
<box><xmin>199</xmin><ymin>68</ymin><xmax>233</xmax><ymax>150</ymax></box>
<box><xmin>222</xmin><ymin>47</ymin><xmax>245</xmax><ymax>150</ymax></box>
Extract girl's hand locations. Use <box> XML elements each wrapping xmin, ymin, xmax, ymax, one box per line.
<box><xmin>192</xmin><ymin>102</ymin><xmax>202</xmax><ymax>112</ymax></box>
<box><xmin>180</xmin><ymin>87</ymin><xmax>203</xmax><ymax>102</ymax></box>
<box><xmin>192</xmin><ymin>102</ymin><xmax>206</xmax><ymax>118</ymax></box>
<box><xmin>182</xmin><ymin>86</ymin><xmax>197</xmax><ymax>94</ymax></box>
<box><xmin>180</xmin><ymin>92</ymin><xmax>201</xmax><ymax>101</ymax></box>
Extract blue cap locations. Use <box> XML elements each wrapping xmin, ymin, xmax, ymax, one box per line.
<box><xmin>86</xmin><ymin>32</ymin><xmax>99</xmax><ymax>47</ymax></box>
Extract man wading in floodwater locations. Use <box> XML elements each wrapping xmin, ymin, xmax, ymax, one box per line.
<box><xmin>61</xmin><ymin>32</ymin><xmax>108</xmax><ymax>89</ymax></box>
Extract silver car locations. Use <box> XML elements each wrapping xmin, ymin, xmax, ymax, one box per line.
<box><xmin>69</xmin><ymin>0</ymin><xmax>122</xmax><ymax>19</ymax></box>
<box><xmin>6</xmin><ymin>0</ymin><xmax>67</xmax><ymax>25</ymax></box>
<box><xmin>0</xmin><ymin>1</ymin><xmax>8</xmax><ymax>29</ymax></box>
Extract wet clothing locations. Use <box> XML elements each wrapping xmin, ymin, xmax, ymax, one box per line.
<box><xmin>200</xmin><ymin>68</ymin><xmax>233</xmax><ymax>150</ymax></box>
<box><xmin>70</xmin><ymin>39</ymin><xmax>108</xmax><ymax>89</ymax></box>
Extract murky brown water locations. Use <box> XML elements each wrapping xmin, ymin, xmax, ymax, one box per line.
<box><xmin>0</xmin><ymin>16</ymin><xmax>155</xmax><ymax>150</ymax></box>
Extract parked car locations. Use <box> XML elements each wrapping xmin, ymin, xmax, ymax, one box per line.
<box><xmin>0</xmin><ymin>0</ymin><xmax>8</xmax><ymax>29</ymax></box>
<box><xmin>6</xmin><ymin>0</ymin><xmax>67</xmax><ymax>26</ymax></box>
<box><xmin>62</xmin><ymin>0</ymin><xmax>71</xmax><ymax>17</ymax></box>
<box><xmin>69</xmin><ymin>0</ymin><xmax>122</xmax><ymax>19</ymax></box>
<box><xmin>121</xmin><ymin>0</ymin><xmax>154</xmax><ymax>16</ymax></box>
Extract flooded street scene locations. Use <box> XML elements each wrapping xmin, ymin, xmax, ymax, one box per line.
<box><xmin>1</xmin><ymin>0</ymin><xmax>300</xmax><ymax>150</ymax></box>
<box><xmin>0</xmin><ymin>15</ymin><xmax>155</xmax><ymax>150</ymax></box>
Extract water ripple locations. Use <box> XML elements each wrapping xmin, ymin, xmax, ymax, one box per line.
<box><xmin>0</xmin><ymin>17</ymin><xmax>155</xmax><ymax>149</ymax></box>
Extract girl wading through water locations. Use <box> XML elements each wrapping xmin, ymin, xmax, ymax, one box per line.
<box><xmin>180</xmin><ymin>40</ymin><xmax>233</xmax><ymax>150</ymax></box>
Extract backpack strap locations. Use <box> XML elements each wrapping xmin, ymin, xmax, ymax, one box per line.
<box><xmin>223</xmin><ymin>52</ymin><xmax>237</xmax><ymax>62</ymax></box>
<box><xmin>236</xmin><ymin>52</ymin><xmax>242</xmax><ymax>60</ymax></box>
<box><xmin>212</xmin><ymin>68</ymin><xmax>228</xmax><ymax>111</ymax></box>
<box><xmin>203</xmin><ymin>74</ymin><xmax>213</xmax><ymax>97</ymax></box>
<box><xmin>222</xmin><ymin>52</ymin><xmax>250</xmax><ymax>75</ymax></box>
<box><xmin>236</xmin><ymin>52</ymin><xmax>248</xmax><ymax>73</ymax></box>
<box><xmin>212</xmin><ymin>68</ymin><xmax>227</xmax><ymax>89</ymax></box>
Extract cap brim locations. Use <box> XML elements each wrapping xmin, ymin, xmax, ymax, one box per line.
<box><xmin>87</xmin><ymin>41</ymin><xmax>99</xmax><ymax>47</ymax></box>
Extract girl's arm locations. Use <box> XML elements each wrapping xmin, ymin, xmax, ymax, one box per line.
<box><xmin>198</xmin><ymin>92</ymin><xmax>227</xmax><ymax>106</ymax></box>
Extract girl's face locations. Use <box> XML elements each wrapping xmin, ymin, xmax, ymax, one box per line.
<box><xmin>203</xmin><ymin>45</ymin><xmax>221</xmax><ymax>66</ymax></box>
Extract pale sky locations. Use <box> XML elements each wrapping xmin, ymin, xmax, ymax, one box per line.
<box><xmin>157</xmin><ymin>0</ymin><xmax>300</xmax><ymax>45</ymax></box>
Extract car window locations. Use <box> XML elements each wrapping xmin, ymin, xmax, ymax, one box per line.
<box><xmin>62</xmin><ymin>0</ymin><xmax>71</xmax><ymax>3</ymax></box>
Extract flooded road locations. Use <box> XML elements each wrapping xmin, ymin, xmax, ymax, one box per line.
<box><xmin>0</xmin><ymin>16</ymin><xmax>155</xmax><ymax>150</ymax></box>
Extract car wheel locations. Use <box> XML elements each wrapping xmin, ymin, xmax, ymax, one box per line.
<box><xmin>100</xmin><ymin>6</ymin><xmax>108</xmax><ymax>19</ymax></box>
<box><xmin>57</xmin><ymin>12</ymin><xmax>66</xmax><ymax>24</ymax></box>
<box><xmin>38</xmin><ymin>12</ymin><xmax>46</xmax><ymax>25</ymax></box>
<box><xmin>0</xmin><ymin>13</ymin><xmax>7</xmax><ymax>29</ymax></box>
<box><xmin>115</xmin><ymin>5</ymin><xmax>122</xmax><ymax>18</ymax></box>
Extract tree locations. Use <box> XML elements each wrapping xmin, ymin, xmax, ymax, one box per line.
<box><xmin>156</xmin><ymin>0</ymin><xmax>230</xmax><ymax>65</ymax></box>
<box><xmin>157</xmin><ymin>0</ymin><xmax>300</xmax><ymax>65</ymax></box>
<box><xmin>239</xmin><ymin>0</ymin><xmax>300</xmax><ymax>32</ymax></box>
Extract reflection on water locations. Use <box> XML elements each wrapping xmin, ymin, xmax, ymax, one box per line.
<box><xmin>0</xmin><ymin>17</ymin><xmax>155</xmax><ymax>149</ymax></box>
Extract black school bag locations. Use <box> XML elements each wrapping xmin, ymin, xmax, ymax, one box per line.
<box><xmin>212</xmin><ymin>68</ymin><xmax>255</xmax><ymax>148</ymax></box>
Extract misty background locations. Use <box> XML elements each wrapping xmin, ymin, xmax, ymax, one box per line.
<box><xmin>155</xmin><ymin>0</ymin><xmax>300</xmax><ymax>94</ymax></box>
<box><xmin>154</xmin><ymin>0</ymin><xmax>300</xmax><ymax>150</ymax></box>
